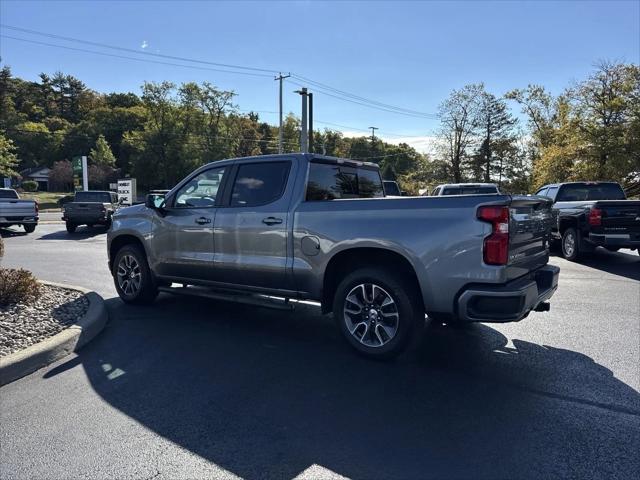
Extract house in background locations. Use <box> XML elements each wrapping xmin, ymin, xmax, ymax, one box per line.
<box><xmin>19</xmin><ymin>167</ymin><xmax>51</xmax><ymax>191</ymax></box>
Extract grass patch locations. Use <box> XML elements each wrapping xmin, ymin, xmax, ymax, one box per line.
<box><xmin>18</xmin><ymin>191</ymin><xmax>71</xmax><ymax>210</ymax></box>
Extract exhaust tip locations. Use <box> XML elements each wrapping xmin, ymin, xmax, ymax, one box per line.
<box><xmin>534</xmin><ymin>302</ymin><xmax>551</xmax><ymax>312</ymax></box>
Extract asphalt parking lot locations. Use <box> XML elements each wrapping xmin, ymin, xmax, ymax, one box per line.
<box><xmin>1</xmin><ymin>223</ymin><xmax>639</xmax><ymax>480</ymax></box>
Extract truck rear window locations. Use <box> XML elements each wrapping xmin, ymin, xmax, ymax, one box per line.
<box><xmin>75</xmin><ymin>192</ymin><xmax>112</xmax><ymax>203</ymax></box>
<box><xmin>306</xmin><ymin>162</ymin><xmax>384</xmax><ymax>201</ymax></box>
<box><xmin>556</xmin><ymin>183</ymin><xmax>626</xmax><ymax>201</ymax></box>
<box><xmin>442</xmin><ymin>186</ymin><xmax>498</xmax><ymax>195</ymax></box>
<box><xmin>0</xmin><ymin>190</ymin><xmax>19</xmax><ymax>199</ymax></box>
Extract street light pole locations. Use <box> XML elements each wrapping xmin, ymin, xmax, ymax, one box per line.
<box><xmin>274</xmin><ymin>73</ymin><xmax>290</xmax><ymax>154</ymax></box>
<box><xmin>295</xmin><ymin>88</ymin><xmax>309</xmax><ymax>153</ymax></box>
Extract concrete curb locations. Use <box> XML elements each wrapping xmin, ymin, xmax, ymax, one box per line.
<box><xmin>0</xmin><ymin>281</ymin><xmax>108</xmax><ymax>386</ymax></box>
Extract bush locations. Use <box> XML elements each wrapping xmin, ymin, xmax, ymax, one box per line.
<box><xmin>0</xmin><ymin>268</ymin><xmax>41</xmax><ymax>306</ymax></box>
<box><xmin>21</xmin><ymin>180</ymin><xmax>38</xmax><ymax>192</ymax></box>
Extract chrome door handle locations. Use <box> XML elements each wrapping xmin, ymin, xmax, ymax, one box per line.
<box><xmin>195</xmin><ymin>217</ymin><xmax>211</xmax><ymax>225</ymax></box>
<box><xmin>262</xmin><ymin>217</ymin><xmax>283</xmax><ymax>225</ymax></box>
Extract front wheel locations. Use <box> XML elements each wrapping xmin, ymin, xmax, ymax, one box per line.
<box><xmin>65</xmin><ymin>222</ymin><xmax>77</xmax><ymax>233</ymax></box>
<box><xmin>23</xmin><ymin>224</ymin><xmax>36</xmax><ymax>234</ymax></box>
<box><xmin>561</xmin><ymin>227</ymin><xmax>580</xmax><ymax>261</ymax></box>
<box><xmin>333</xmin><ymin>267</ymin><xmax>424</xmax><ymax>359</ymax></box>
<box><xmin>112</xmin><ymin>244</ymin><xmax>158</xmax><ymax>304</ymax></box>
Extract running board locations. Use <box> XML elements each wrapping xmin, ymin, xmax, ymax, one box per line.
<box><xmin>158</xmin><ymin>285</ymin><xmax>295</xmax><ymax>311</ymax></box>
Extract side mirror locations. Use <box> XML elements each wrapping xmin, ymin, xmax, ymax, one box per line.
<box><xmin>145</xmin><ymin>193</ymin><xmax>165</xmax><ymax>210</ymax></box>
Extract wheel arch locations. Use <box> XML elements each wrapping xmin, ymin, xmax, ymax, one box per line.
<box><xmin>109</xmin><ymin>234</ymin><xmax>148</xmax><ymax>272</ymax></box>
<box><xmin>321</xmin><ymin>247</ymin><xmax>424</xmax><ymax>314</ymax></box>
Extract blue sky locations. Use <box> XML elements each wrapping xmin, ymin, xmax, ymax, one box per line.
<box><xmin>1</xmin><ymin>0</ymin><xmax>639</xmax><ymax>150</ymax></box>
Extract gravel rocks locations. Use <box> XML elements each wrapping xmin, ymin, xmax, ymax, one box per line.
<box><xmin>0</xmin><ymin>284</ymin><xmax>89</xmax><ymax>358</ymax></box>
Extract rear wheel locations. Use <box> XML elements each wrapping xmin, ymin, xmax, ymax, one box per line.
<box><xmin>561</xmin><ymin>227</ymin><xmax>580</xmax><ymax>261</ymax></box>
<box><xmin>333</xmin><ymin>267</ymin><xmax>423</xmax><ymax>359</ymax></box>
<box><xmin>112</xmin><ymin>244</ymin><xmax>158</xmax><ymax>304</ymax></box>
<box><xmin>65</xmin><ymin>222</ymin><xmax>77</xmax><ymax>233</ymax></box>
<box><xmin>23</xmin><ymin>224</ymin><xmax>36</xmax><ymax>234</ymax></box>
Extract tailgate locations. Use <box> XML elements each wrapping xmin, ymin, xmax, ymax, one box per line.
<box><xmin>67</xmin><ymin>202</ymin><xmax>105</xmax><ymax>213</ymax></box>
<box><xmin>593</xmin><ymin>200</ymin><xmax>640</xmax><ymax>235</ymax></box>
<box><xmin>0</xmin><ymin>200</ymin><xmax>37</xmax><ymax>218</ymax></box>
<box><xmin>507</xmin><ymin>195</ymin><xmax>554</xmax><ymax>274</ymax></box>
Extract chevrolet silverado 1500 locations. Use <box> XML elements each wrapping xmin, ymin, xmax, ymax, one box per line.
<box><xmin>535</xmin><ymin>181</ymin><xmax>640</xmax><ymax>260</ymax></box>
<box><xmin>108</xmin><ymin>154</ymin><xmax>559</xmax><ymax>358</ymax></box>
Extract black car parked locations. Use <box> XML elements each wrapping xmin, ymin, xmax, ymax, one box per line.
<box><xmin>536</xmin><ymin>182</ymin><xmax>640</xmax><ymax>260</ymax></box>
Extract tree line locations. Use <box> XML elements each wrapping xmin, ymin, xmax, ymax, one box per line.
<box><xmin>0</xmin><ymin>61</ymin><xmax>638</xmax><ymax>195</ymax></box>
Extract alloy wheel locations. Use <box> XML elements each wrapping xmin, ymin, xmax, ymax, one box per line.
<box><xmin>343</xmin><ymin>283</ymin><xmax>399</xmax><ymax>347</ymax></box>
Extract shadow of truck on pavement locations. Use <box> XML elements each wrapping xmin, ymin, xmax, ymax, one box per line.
<box><xmin>46</xmin><ymin>295</ymin><xmax>640</xmax><ymax>479</ymax></box>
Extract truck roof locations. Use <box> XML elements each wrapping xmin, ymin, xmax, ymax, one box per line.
<box><xmin>202</xmin><ymin>153</ymin><xmax>379</xmax><ymax>170</ymax></box>
<box><xmin>436</xmin><ymin>183</ymin><xmax>498</xmax><ymax>188</ymax></box>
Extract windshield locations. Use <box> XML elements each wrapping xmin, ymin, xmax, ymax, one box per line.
<box><xmin>556</xmin><ymin>183</ymin><xmax>626</xmax><ymax>201</ymax></box>
<box><xmin>75</xmin><ymin>192</ymin><xmax>112</xmax><ymax>203</ymax></box>
<box><xmin>0</xmin><ymin>189</ymin><xmax>19</xmax><ymax>199</ymax></box>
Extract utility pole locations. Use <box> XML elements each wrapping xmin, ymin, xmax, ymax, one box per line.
<box><xmin>369</xmin><ymin>126</ymin><xmax>378</xmax><ymax>157</ymax></box>
<box><xmin>369</xmin><ymin>126</ymin><xmax>378</xmax><ymax>143</ymax></box>
<box><xmin>295</xmin><ymin>87</ymin><xmax>309</xmax><ymax>153</ymax></box>
<box><xmin>308</xmin><ymin>92</ymin><xmax>313</xmax><ymax>153</ymax></box>
<box><xmin>274</xmin><ymin>73</ymin><xmax>290</xmax><ymax>154</ymax></box>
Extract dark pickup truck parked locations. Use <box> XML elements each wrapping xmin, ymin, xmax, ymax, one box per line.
<box><xmin>536</xmin><ymin>181</ymin><xmax>640</xmax><ymax>260</ymax></box>
<box><xmin>62</xmin><ymin>190</ymin><xmax>120</xmax><ymax>233</ymax></box>
<box><xmin>108</xmin><ymin>153</ymin><xmax>559</xmax><ymax>359</ymax></box>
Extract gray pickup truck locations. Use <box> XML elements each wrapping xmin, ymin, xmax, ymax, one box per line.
<box><xmin>0</xmin><ymin>188</ymin><xmax>38</xmax><ymax>233</ymax></box>
<box><xmin>62</xmin><ymin>190</ymin><xmax>120</xmax><ymax>233</ymax></box>
<box><xmin>108</xmin><ymin>154</ymin><xmax>559</xmax><ymax>358</ymax></box>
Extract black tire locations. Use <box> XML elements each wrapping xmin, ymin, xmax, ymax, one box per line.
<box><xmin>561</xmin><ymin>227</ymin><xmax>580</xmax><ymax>261</ymax></box>
<box><xmin>66</xmin><ymin>222</ymin><xmax>77</xmax><ymax>234</ymax></box>
<box><xmin>23</xmin><ymin>224</ymin><xmax>36</xmax><ymax>234</ymax></box>
<box><xmin>333</xmin><ymin>267</ymin><xmax>424</xmax><ymax>359</ymax></box>
<box><xmin>112</xmin><ymin>244</ymin><xmax>158</xmax><ymax>304</ymax></box>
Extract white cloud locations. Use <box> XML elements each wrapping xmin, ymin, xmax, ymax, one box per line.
<box><xmin>141</xmin><ymin>40</ymin><xmax>149</xmax><ymax>49</ymax></box>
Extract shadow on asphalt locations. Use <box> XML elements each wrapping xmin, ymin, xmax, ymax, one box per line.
<box><xmin>44</xmin><ymin>296</ymin><xmax>640</xmax><ymax>479</ymax></box>
<box><xmin>0</xmin><ymin>227</ymin><xmax>27</xmax><ymax>238</ymax></box>
<box><xmin>551</xmin><ymin>247</ymin><xmax>640</xmax><ymax>281</ymax></box>
<box><xmin>36</xmin><ymin>227</ymin><xmax>107</xmax><ymax>240</ymax></box>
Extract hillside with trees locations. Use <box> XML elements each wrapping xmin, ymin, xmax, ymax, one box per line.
<box><xmin>0</xmin><ymin>61</ymin><xmax>638</xmax><ymax>195</ymax></box>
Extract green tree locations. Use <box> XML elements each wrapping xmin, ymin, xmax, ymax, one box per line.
<box><xmin>0</xmin><ymin>134</ymin><xmax>19</xmax><ymax>177</ymax></box>
<box><xmin>89</xmin><ymin>134</ymin><xmax>116</xmax><ymax>167</ymax></box>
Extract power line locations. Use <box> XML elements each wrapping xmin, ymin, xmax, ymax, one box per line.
<box><xmin>1</xmin><ymin>24</ymin><xmax>439</xmax><ymax>119</ymax></box>
<box><xmin>291</xmin><ymin>74</ymin><xmax>438</xmax><ymax>119</ymax></box>
<box><xmin>1</xmin><ymin>24</ymin><xmax>280</xmax><ymax>74</ymax></box>
<box><xmin>0</xmin><ymin>35</ymin><xmax>273</xmax><ymax>78</ymax></box>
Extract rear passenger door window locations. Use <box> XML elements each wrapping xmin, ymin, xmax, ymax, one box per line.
<box><xmin>306</xmin><ymin>162</ymin><xmax>383</xmax><ymax>200</ymax></box>
<box><xmin>230</xmin><ymin>162</ymin><xmax>290</xmax><ymax>207</ymax></box>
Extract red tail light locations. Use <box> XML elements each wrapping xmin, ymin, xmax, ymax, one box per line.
<box><xmin>477</xmin><ymin>206</ymin><xmax>510</xmax><ymax>265</ymax></box>
<box><xmin>588</xmin><ymin>207</ymin><xmax>602</xmax><ymax>226</ymax></box>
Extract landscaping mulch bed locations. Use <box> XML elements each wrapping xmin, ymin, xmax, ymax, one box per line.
<box><xmin>0</xmin><ymin>284</ymin><xmax>89</xmax><ymax>358</ymax></box>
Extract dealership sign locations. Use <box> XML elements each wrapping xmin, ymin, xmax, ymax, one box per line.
<box><xmin>117</xmin><ymin>178</ymin><xmax>137</xmax><ymax>205</ymax></box>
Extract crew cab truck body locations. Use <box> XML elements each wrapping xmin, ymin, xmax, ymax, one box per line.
<box><xmin>108</xmin><ymin>154</ymin><xmax>559</xmax><ymax>358</ymax></box>
<box><xmin>536</xmin><ymin>182</ymin><xmax>640</xmax><ymax>260</ymax></box>
<box><xmin>0</xmin><ymin>188</ymin><xmax>38</xmax><ymax>233</ymax></box>
<box><xmin>63</xmin><ymin>190</ymin><xmax>120</xmax><ymax>233</ymax></box>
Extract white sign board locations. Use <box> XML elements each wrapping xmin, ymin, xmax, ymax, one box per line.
<box><xmin>117</xmin><ymin>178</ymin><xmax>137</xmax><ymax>205</ymax></box>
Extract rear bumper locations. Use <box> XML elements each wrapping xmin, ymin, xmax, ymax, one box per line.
<box><xmin>457</xmin><ymin>265</ymin><xmax>560</xmax><ymax>323</ymax></box>
<box><xmin>588</xmin><ymin>233</ymin><xmax>640</xmax><ymax>249</ymax></box>
<box><xmin>0</xmin><ymin>216</ymin><xmax>38</xmax><ymax>226</ymax></box>
<box><xmin>62</xmin><ymin>214</ymin><xmax>109</xmax><ymax>224</ymax></box>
